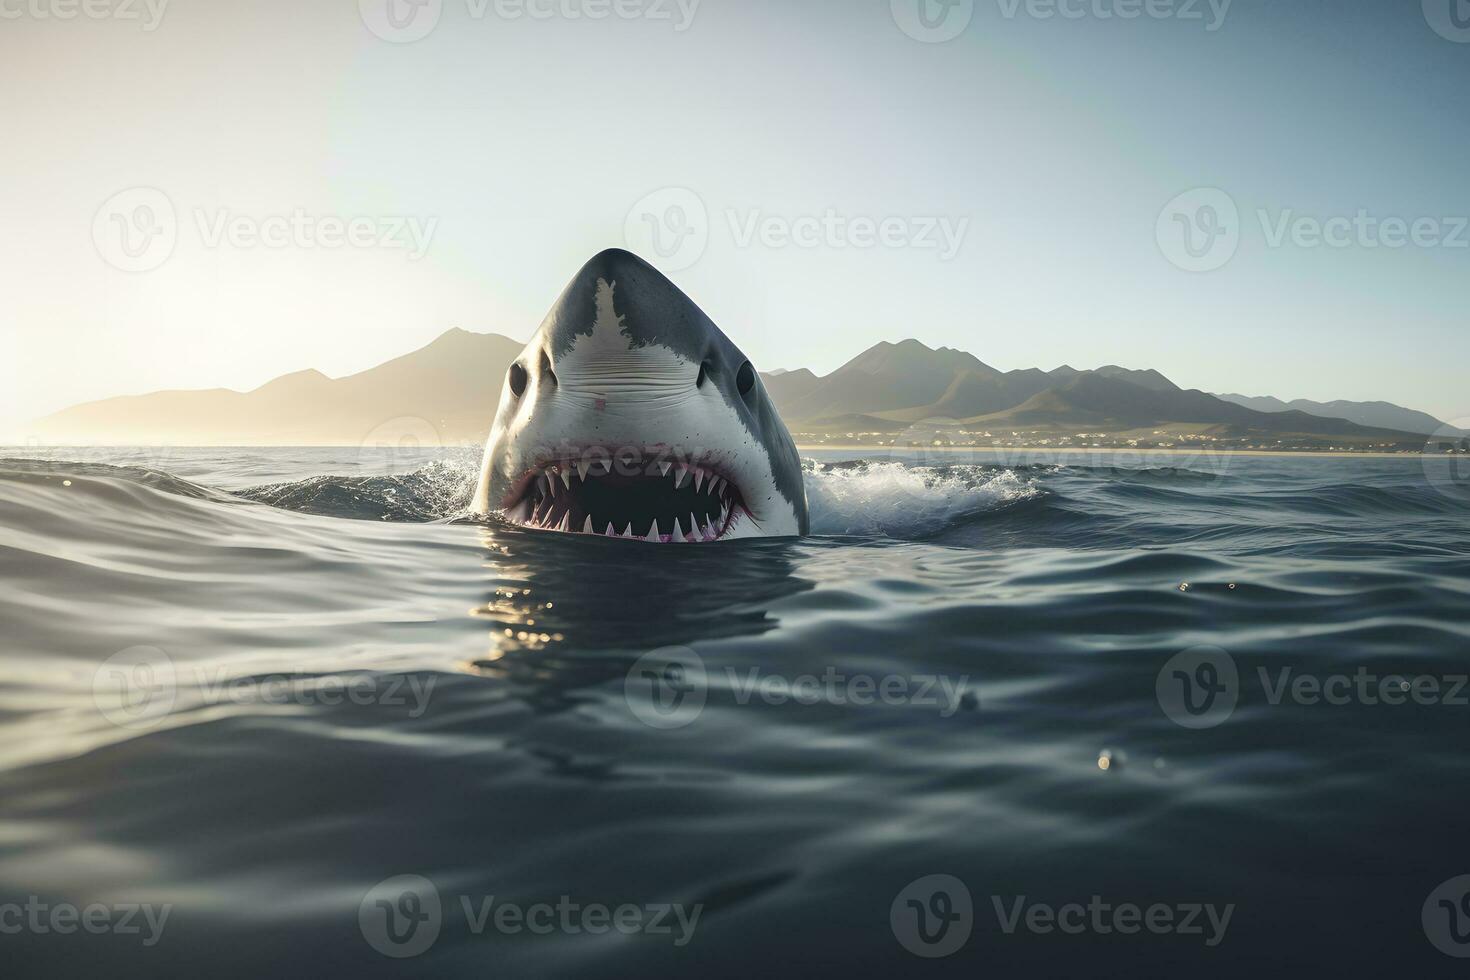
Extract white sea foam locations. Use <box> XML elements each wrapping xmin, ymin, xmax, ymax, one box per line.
<box><xmin>802</xmin><ymin>460</ymin><xmax>1041</xmax><ymax>537</ymax></box>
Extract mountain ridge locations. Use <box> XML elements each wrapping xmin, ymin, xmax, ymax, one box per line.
<box><xmin>27</xmin><ymin>330</ymin><xmax>1447</xmax><ymax>449</ymax></box>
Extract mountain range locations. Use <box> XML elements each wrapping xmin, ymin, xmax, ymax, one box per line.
<box><xmin>28</xmin><ymin>329</ymin><xmax>1458</xmax><ymax>449</ymax></box>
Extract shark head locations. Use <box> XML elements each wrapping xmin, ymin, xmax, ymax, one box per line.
<box><xmin>473</xmin><ymin>249</ymin><xmax>808</xmax><ymax>542</ymax></box>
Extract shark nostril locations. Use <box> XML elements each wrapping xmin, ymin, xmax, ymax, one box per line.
<box><xmin>539</xmin><ymin>350</ymin><xmax>558</xmax><ymax>388</ymax></box>
<box><xmin>696</xmin><ymin>361</ymin><xmax>709</xmax><ymax>389</ymax></box>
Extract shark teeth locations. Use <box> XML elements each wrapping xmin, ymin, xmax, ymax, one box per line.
<box><xmin>512</xmin><ymin>454</ymin><xmax>744</xmax><ymax>543</ymax></box>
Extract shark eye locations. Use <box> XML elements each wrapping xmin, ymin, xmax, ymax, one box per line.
<box><xmin>736</xmin><ymin>361</ymin><xmax>756</xmax><ymax>397</ymax></box>
<box><xmin>509</xmin><ymin>362</ymin><xmax>528</xmax><ymax>397</ymax></box>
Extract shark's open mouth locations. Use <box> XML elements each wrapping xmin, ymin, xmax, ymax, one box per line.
<box><xmin>504</xmin><ymin>454</ymin><xmax>748</xmax><ymax>542</ymax></box>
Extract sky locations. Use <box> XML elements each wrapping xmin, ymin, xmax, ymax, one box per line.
<box><xmin>3</xmin><ymin>0</ymin><xmax>1468</xmax><ymax>437</ymax></box>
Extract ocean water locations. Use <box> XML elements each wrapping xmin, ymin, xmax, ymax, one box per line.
<box><xmin>2</xmin><ymin>446</ymin><xmax>1469</xmax><ymax>977</ymax></box>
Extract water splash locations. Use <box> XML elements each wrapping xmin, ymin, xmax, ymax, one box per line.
<box><xmin>803</xmin><ymin>459</ymin><xmax>1043</xmax><ymax>537</ymax></box>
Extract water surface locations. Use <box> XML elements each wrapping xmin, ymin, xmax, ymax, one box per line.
<box><xmin>2</xmin><ymin>447</ymin><xmax>1468</xmax><ymax>977</ymax></box>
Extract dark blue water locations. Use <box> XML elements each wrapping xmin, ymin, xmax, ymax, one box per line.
<box><xmin>2</xmin><ymin>447</ymin><xmax>1468</xmax><ymax>977</ymax></box>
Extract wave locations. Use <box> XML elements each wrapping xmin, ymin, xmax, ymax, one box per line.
<box><xmin>3</xmin><ymin>453</ymin><xmax>1462</xmax><ymax>552</ymax></box>
<box><xmin>802</xmin><ymin>460</ymin><xmax>1044</xmax><ymax>537</ymax></box>
<box><xmin>237</xmin><ymin>457</ymin><xmax>482</xmax><ymax>523</ymax></box>
<box><xmin>238</xmin><ymin>456</ymin><xmax>1047</xmax><ymax>539</ymax></box>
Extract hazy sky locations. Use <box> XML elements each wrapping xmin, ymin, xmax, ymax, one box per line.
<box><xmin>3</xmin><ymin>0</ymin><xmax>1468</xmax><ymax>437</ymax></box>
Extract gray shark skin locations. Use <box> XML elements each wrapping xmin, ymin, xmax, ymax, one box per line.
<box><xmin>473</xmin><ymin>249</ymin><xmax>808</xmax><ymax>542</ymax></box>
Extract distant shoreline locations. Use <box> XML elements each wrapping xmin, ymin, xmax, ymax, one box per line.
<box><xmin>794</xmin><ymin>444</ymin><xmax>1440</xmax><ymax>459</ymax></box>
<box><xmin>0</xmin><ymin>444</ymin><xmax>1454</xmax><ymax>462</ymax></box>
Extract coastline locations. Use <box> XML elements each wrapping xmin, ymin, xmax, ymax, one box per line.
<box><xmin>794</xmin><ymin>444</ymin><xmax>1437</xmax><ymax>460</ymax></box>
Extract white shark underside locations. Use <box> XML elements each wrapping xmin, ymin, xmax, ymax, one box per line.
<box><xmin>473</xmin><ymin>249</ymin><xmax>808</xmax><ymax>542</ymax></box>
